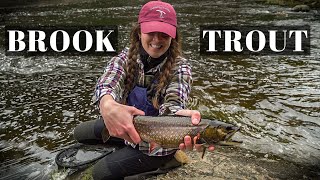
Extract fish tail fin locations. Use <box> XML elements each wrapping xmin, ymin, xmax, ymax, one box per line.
<box><xmin>101</xmin><ymin>127</ymin><xmax>111</xmax><ymax>143</ymax></box>
<box><xmin>174</xmin><ymin>150</ymin><xmax>190</xmax><ymax>164</ymax></box>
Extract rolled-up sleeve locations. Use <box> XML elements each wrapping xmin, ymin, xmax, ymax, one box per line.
<box><xmin>159</xmin><ymin>58</ymin><xmax>192</xmax><ymax>115</ymax></box>
<box><xmin>92</xmin><ymin>49</ymin><xmax>128</xmax><ymax>106</ymax></box>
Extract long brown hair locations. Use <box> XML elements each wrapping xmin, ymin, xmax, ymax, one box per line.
<box><xmin>124</xmin><ymin>23</ymin><xmax>182</xmax><ymax>108</ymax></box>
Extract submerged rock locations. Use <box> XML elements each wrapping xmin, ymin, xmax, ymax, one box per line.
<box><xmin>292</xmin><ymin>5</ymin><xmax>311</xmax><ymax>12</ymax></box>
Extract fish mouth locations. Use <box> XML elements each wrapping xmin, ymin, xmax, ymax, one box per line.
<box><xmin>207</xmin><ymin>120</ymin><xmax>241</xmax><ymax>145</ymax></box>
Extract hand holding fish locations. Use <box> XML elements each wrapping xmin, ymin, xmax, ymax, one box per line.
<box><xmin>175</xmin><ymin>109</ymin><xmax>215</xmax><ymax>152</ymax></box>
<box><xmin>99</xmin><ymin>95</ymin><xmax>145</xmax><ymax>144</ymax></box>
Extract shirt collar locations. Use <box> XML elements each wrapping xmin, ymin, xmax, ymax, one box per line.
<box><xmin>139</xmin><ymin>45</ymin><xmax>169</xmax><ymax>73</ymax></box>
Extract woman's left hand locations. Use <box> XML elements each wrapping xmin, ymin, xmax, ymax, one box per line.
<box><xmin>175</xmin><ymin>109</ymin><xmax>215</xmax><ymax>152</ymax></box>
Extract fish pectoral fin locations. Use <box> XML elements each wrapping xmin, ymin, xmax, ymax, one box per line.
<box><xmin>201</xmin><ymin>146</ymin><xmax>207</xmax><ymax>159</ymax></box>
<box><xmin>149</xmin><ymin>142</ymin><xmax>162</xmax><ymax>155</ymax></box>
<box><xmin>194</xmin><ymin>135</ymin><xmax>208</xmax><ymax>159</ymax></box>
<box><xmin>101</xmin><ymin>127</ymin><xmax>111</xmax><ymax>143</ymax></box>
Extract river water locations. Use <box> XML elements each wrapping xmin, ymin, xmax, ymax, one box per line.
<box><xmin>0</xmin><ymin>0</ymin><xmax>319</xmax><ymax>179</ymax></box>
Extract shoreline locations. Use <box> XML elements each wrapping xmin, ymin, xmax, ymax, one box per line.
<box><xmin>155</xmin><ymin>146</ymin><xmax>320</xmax><ymax>180</ymax></box>
<box><xmin>75</xmin><ymin>146</ymin><xmax>320</xmax><ymax>180</ymax></box>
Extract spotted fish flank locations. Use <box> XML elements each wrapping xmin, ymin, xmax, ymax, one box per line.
<box><xmin>133</xmin><ymin>116</ymin><xmax>240</xmax><ymax>148</ymax></box>
<box><xmin>102</xmin><ymin>115</ymin><xmax>240</xmax><ymax>157</ymax></box>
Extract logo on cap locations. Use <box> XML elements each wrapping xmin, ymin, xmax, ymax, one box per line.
<box><xmin>156</xmin><ymin>10</ymin><xmax>166</xmax><ymax>18</ymax></box>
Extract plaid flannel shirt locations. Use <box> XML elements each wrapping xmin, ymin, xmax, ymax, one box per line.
<box><xmin>93</xmin><ymin>48</ymin><xmax>192</xmax><ymax>156</ymax></box>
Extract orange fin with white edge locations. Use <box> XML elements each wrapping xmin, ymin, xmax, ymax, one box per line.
<box><xmin>149</xmin><ymin>142</ymin><xmax>162</xmax><ymax>155</ymax></box>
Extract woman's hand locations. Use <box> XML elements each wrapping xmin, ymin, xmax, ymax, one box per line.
<box><xmin>99</xmin><ymin>95</ymin><xmax>145</xmax><ymax>144</ymax></box>
<box><xmin>175</xmin><ymin>109</ymin><xmax>215</xmax><ymax>152</ymax></box>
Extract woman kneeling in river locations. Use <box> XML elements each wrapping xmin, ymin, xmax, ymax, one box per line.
<box><xmin>74</xmin><ymin>1</ymin><xmax>214</xmax><ymax>179</ymax></box>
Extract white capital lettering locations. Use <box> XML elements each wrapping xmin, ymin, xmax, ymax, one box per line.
<box><xmin>269</xmin><ymin>30</ymin><xmax>287</xmax><ymax>52</ymax></box>
<box><xmin>8</xmin><ymin>30</ymin><xmax>25</xmax><ymax>51</ymax></box>
<box><xmin>50</xmin><ymin>30</ymin><xmax>69</xmax><ymax>52</ymax></box>
<box><xmin>96</xmin><ymin>30</ymin><xmax>115</xmax><ymax>52</ymax></box>
<box><xmin>289</xmin><ymin>30</ymin><xmax>308</xmax><ymax>52</ymax></box>
<box><xmin>224</xmin><ymin>30</ymin><xmax>243</xmax><ymax>52</ymax></box>
<box><xmin>28</xmin><ymin>30</ymin><xmax>47</xmax><ymax>52</ymax></box>
<box><xmin>203</xmin><ymin>30</ymin><xmax>221</xmax><ymax>52</ymax></box>
<box><xmin>73</xmin><ymin>30</ymin><xmax>93</xmax><ymax>52</ymax></box>
<box><xmin>246</xmin><ymin>30</ymin><xmax>265</xmax><ymax>52</ymax></box>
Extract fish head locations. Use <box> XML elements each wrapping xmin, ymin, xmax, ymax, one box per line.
<box><xmin>199</xmin><ymin>120</ymin><xmax>240</xmax><ymax>144</ymax></box>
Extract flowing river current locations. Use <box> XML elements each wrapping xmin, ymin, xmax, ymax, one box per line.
<box><xmin>0</xmin><ymin>0</ymin><xmax>319</xmax><ymax>179</ymax></box>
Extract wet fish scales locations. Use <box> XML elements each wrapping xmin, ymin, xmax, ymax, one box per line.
<box><xmin>133</xmin><ymin>116</ymin><xmax>238</xmax><ymax>148</ymax></box>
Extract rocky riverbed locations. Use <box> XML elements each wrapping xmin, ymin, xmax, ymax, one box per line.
<box><xmin>73</xmin><ymin>146</ymin><xmax>319</xmax><ymax>180</ymax></box>
<box><xmin>155</xmin><ymin>147</ymin><xmax>319</xmax><ymax>180</ymax></box>
<box><xmin>263</xmin><ymin>0</ymin><xmax>320</xmax><ymax>11</ymax></box>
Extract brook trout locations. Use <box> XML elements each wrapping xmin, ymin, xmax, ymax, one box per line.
<box><xmin>102</xmin><ymin>116</ymin><xmax>240</xmax><ymax>157</ymax></box>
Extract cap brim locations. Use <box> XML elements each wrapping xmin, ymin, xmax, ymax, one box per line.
<box><xmin>141</xmin><ymin>21</ymin><xmax>176</xmax><ymax>38</ymax></box>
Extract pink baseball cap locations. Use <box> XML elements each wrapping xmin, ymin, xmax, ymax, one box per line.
<box><xmin>138</xmin><ymin>0</ymin><xmax>177</xmax><ymax>38</ymax></box>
